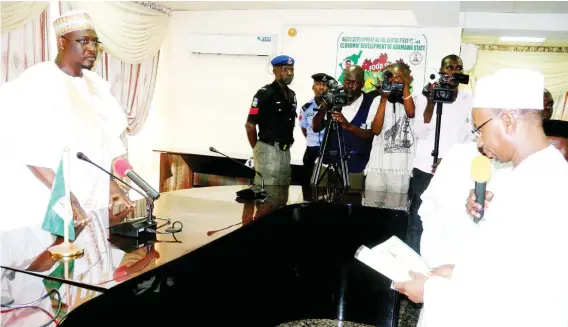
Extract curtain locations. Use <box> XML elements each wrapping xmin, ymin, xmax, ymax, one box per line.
<box><xmin>469</xmin><ymin>49</ymin><xmax>568</xmax><ymax>120</ymax></box>
<box><xmin>1</xmin><ymin>6</ymin><xmax>49</xmax><ymax>85</ymax></box>
<box><xmin>94</xmin><ymin>52</ymin><xmax>160</xmax><ymax>136</ymax></box>
<box><xmin>1</xmin><ymin>1</ymin><xmax>49</xmax><ymax>33</ymax></box>
<box><xmin>71</xmin><ymin>1</ymin><xmax>169</xmax><ymax>64</ymax></box>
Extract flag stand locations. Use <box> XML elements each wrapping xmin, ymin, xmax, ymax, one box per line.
<box><xmin>48</xmin><ymin>241</ymin><xmax>84</xmax><ymax>261</ymax></box>
<box><xmin>48</xmin><ymin>148</ymin><xmax>84</xmax><ymax>261</ymax></box>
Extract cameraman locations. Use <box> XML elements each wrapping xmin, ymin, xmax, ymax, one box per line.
<box><xmin>312</xmin><ymin>65</ymin><xmax>380</xmax><ymax>189</ymax></box>
<box><xmin>408</xmin><ymin>54</ymin><xmax>473</xmax><ymax>253</ymax></box>
<box><xmin>299</xmin><ymin>73</ymin><xmax>333</xmax><ymax>186</ymax></box>
<box><xmin>365</xmin><ymin>63</ymin><xmax>416</xmax><ymax>206</ymax></box>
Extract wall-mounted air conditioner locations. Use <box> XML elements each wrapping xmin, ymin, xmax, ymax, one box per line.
<box><xmin>187</xmin><ymin>34</ymin><xmax>277</xmax><ymax>57</ymax></box>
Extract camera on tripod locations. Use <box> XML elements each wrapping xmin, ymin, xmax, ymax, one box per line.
<box><xmin>423</xmin><ymin>72</ymin><xmax>470</xmax><ymax>103</ymax></box>
<box><xmin>381</xmin><ymin>70</ymin><xmax>404</xmax><ymax>103</ymax></box>
<box><xmin>320</xmin><ymin>80</ymin><xmax>353</xmax><ymax>110</ymax></box>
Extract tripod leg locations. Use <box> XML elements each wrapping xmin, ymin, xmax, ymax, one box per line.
<box><xmin>312</xmin><ymin>121</ymin><xmax>332</xmax><ymax>186</ymax></box>
<box><xmin>336</xmin><ymin>126</ymin><xmax>350</xmax><ymax>189</ymax></box>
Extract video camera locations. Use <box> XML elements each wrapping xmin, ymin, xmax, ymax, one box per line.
<box><xmin>422</xmin><ymin>72</ymin><xmax>470</xmax><ymax>104</ymax></box>
<box><xmin>381</xmin><ymin>70</ymin><xmax>405</xmax><ymax>104</ymax></box>
<box><xmin>320</xmin><ymin>79</ymin><xmax>353</xmax><ymax>111</ymax></box>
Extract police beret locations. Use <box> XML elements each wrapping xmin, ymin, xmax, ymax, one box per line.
<box><xmin>543</xmin><ymin>119</ymin><xmax>568</xmax><ymax>139</ymax></box>
<box><xmin>311</xmin><ymin>73</ymin><xmax>334</xmax><ymax>83</ymax></box>
<box><xmin>271</xmin><ymin>55</ymin><xmax>295</xmax><ymax>66</ymax></box>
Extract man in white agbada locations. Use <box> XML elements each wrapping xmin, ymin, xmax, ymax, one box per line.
<box><xmin>1</xmin><ymin>10</ymin><xmax>133</xmax><ymax>230</ymax></box>
<box><xmin>415</xmin><ymin>92</ymin><xmax>568</xmax><ymax>327</ymax></box>
<box><xmin>394</xmin><ymin>68</ymin><xmax>568</xmax><ymax>327</ymax></box>
<box><xmin>0</xmin><ymin>11</ymin><xmax>131</xmax><ymax>317</ymax></box>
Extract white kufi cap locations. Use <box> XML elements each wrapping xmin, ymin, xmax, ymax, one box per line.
<box><xmin>53</xmin><ymin>10</ymin><xmax>95</xmax><ymax>37</ymax></box>
<box><xmin>473</xmin><ymin>68</ymin><xmax>544</xmax><ymax>110</ymax></box>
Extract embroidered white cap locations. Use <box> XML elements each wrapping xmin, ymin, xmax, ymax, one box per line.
<box><xmin>53</xmin><ymin>10</ymin><xmax>96</xmax><ymax>37</ymax></box>
<box><xmin>473</xmin><ymin>68</ymin><xmax>544</xmax><ymax>110</ymax></box>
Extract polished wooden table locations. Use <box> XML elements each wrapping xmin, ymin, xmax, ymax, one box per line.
<box><xmin>154</xmin><ymin>148</ymin><xmax>304</xmax><ymax>191</ymax></box>
<box><xmin>1</xmin><ymin>185</ymin><xmax>409</xmax><ymax>326</ymax></box>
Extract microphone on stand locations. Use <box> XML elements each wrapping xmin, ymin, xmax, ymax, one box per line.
<box><xmin>470</xmin><ymin>155</ymin><xmax>492</xmax><ymax>223</ymax></box>
<box><xmin>76</xmin><ymin>152</ymin><xmax>158</xmax><ymax>238</ymax></box>
<box><xmin>209</xmin><ymin>146</ymin><xmax>267</xmax><ymax>200</ymax></box>
<box><xmin>113</xmin><ymin>159</ymin><xmax>160</xmax><ymax>201</ymax></box>
<box><xmin>76</xmin><ymin>152</ymin><xmax>147</xmax><ymax>200</ymax></box>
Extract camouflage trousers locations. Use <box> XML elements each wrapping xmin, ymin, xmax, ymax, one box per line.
<box><xmin>253</xmin><ymin>141</ymin><xmax>291</xmax><ymax>186</ymax></box>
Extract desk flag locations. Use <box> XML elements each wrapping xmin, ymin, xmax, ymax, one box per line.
<box><xmin>41</xmin><ymin>150</ymin><xmax>75</xmax><ymax>241</ymax></box>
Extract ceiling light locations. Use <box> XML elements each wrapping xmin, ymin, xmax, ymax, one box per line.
<box><xmin>499</xmin><ymin>36</ymin><xmax>546</xmax><ymax>43</ymax></box>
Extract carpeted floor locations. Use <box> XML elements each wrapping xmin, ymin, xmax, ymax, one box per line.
<box><xmin>276</xmin><ymin>297</ymin><xmax>420</xmax><ymax>327</ymax></box>
<box><xmin>397</xmin><ymin>298</ymin><xmax>420</xmax><ymax>327</ymax></box>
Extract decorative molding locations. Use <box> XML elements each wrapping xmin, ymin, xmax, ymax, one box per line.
<box><xmin>132</xmin><ymin>1</ymin><xmax>172</xmax><ymax>16</ymax></box>
<box><xmin>477</xmin><ymin>44</ymin><xmax>568</xmax><ymax>53</ymax></box>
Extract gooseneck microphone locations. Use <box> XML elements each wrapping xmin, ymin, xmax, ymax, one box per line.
<box><xmin>470</xmin><ymin>155</ymin><xmax>493</xmax><ymax>223</ymax></box>
<box><xmin>113</xmin><ymin>159</ymin><xmax>160</xmax><ymax>201</ymax></box>
<box><xmin>77</xmin><ymin>152</ymin><xmax>158</xmax><ymax>238</ymax></box>
<box><xmin>76</xmin><ymin>152</ymin><xmax>146</xmax><ymax>200</ymax></box>
<box><xmin>209</xmin><ymin>146</ymin><xmax>267</xmax><ymax>200</ymax></box>
<box><xmin>209</xmin><ymin>146</ymin><xmax>265</xmax><ymax>190</ymax></box>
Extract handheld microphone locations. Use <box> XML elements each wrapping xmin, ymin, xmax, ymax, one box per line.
<box><xmin>470</xmin><ymin>155</ymin><xmax>492</xmax><ymax>223</ymax></box>
<box><xmin>76</xmin><ymin>152</ymin><xmax>147</xmax><ymax>200</ymax></box>
<box><xmin>113</xmin><ymin>159</ymin><xmax>160</xmax><ymax>201</ymax></box>
<box><xmin>209</xmin><ymin>146</ymin><xmax>267</xmax><ymax>200</ymax></box>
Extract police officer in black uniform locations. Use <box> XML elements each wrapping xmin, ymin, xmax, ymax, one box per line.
<box><xmin>245</xmin><ymin>55</ymin><xmax>297</xmax><ymax>186</ymax></box>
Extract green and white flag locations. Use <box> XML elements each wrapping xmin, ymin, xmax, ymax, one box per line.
<box><xmin>41</xmin><ymin>148</ymin><xmax>75</xmax><ymax>241</ymax></box>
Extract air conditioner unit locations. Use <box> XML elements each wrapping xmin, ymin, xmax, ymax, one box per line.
<box><xmin>187</xmin><ymin>34</ymin><xmax>277</xmax><ymax>57</ymax></box>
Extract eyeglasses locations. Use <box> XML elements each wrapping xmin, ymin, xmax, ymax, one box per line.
<box><xmin>61</xmin><ymin>36</ymin><xmax>102</xmax><ymax>48</ymax></box>
<box><xmin>471</xmin><ymin>118</ymin><xmax>493</xmax><ymax>138</ymax></box>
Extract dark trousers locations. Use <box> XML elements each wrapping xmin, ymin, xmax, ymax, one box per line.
<box><xmin>407</xmin><ymin>168</ymin><xmax>434</xmax><ymax>254</ymax></box>
<box><xmin>302</xmin><ymin>146</ymin><xmax>320</xmax><ymax>185</ymax></box>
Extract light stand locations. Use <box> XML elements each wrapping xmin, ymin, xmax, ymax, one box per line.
<box><xmin>311</xmin><ymin>107</ymin><xmax>350</xmax><ymax>189</ymax></box>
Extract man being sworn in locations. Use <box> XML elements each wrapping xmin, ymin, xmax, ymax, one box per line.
<box><xmin>394</xmin><ymin>68</ymin><xmax>568</xmax><ymax>327</ymax></box>
<box><xmin>3</xmin><ymin>11</ymin><xmax>133</xmax><ymax>229</ymax></box>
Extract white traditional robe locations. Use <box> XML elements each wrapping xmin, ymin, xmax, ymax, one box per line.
<box><xmin>0</xmin><ymin>61</ymin><xmax>127</xmax><ymax>230</ymax></box>
<box><xmin>417</xmin><ymin>141</ymin><xmax>513</xmax><ymax>326</ymax></box>
<box><xmin>422</xmin><ymin>145</ymin><xmax>568</xmax><ymax>327</ymax></box>
<box><xmin>419</xmin><ymin>142</ymin><xmax>513</xmax><ymax>268</ymax></box>
<box><xmin>0</xmin><ymin>61</ymin><xmax>127</xmax><ymax>315</ymax></box>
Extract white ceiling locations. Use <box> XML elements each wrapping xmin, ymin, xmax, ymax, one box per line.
<box><xmin>159</xmin><ymin>1</ymin><xmax>568</xmax><ymax>43</ymax></box>
<box><xmin>461</xmin><ymin>1</ymin><xmax>568</xmax><ymax>14</ymax></box>
<box><xmin>160</xmin><ymin>1</ymin><xmax>568</xmax><ymax>13</ymax></box>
